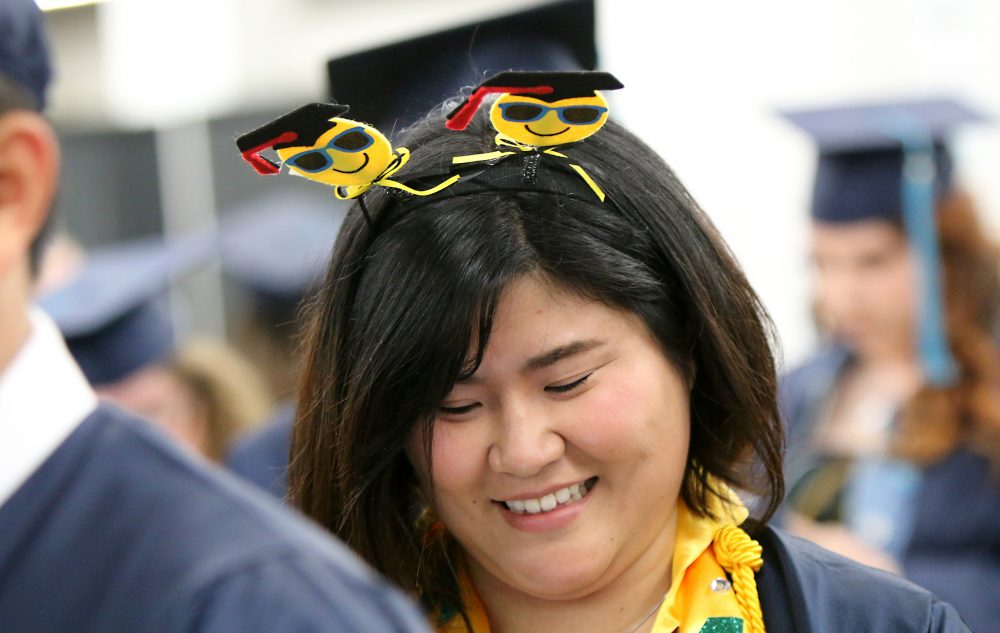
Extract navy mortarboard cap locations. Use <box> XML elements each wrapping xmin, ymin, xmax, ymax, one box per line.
<box><xmin>37</xmin><ymin>233</ymin><xmax>214</xmax><ymax>386</ymax></box>
<box><xmin>781</xmin><ymin>98</ymin><xmax>986</xmax><ymax>223</ymax></box>
<box><xmin>326</xmin><ymin>0</ymin><xmax>597</xmax><ymax>132</ymax></box>
<box><xmin>218</xmin><ymin>189</ymin><xmax>345</xmax><ymax>311</ymax></box>
<box><xmin>0</xmin><ymin>0</ymin><xmax>52</xmax><ymax>109</ymax></box>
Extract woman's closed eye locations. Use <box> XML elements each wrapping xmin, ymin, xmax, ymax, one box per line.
<box><xmin>438</xmin><ymin>369</ymin><xmax>598</xmax><ymax>416</ymax></box>
<box><xmin>545</xmin><ymin>372</ymin><xmax>593</xmax><ymax>394</ymax></box>
<box><xmin>438</xmin><ymin>402</ymin><xmax>481</xmax><ymax>417</ymax></box>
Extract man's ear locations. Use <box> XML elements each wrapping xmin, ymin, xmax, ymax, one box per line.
<box><xmin>0</xmin><ymin>111</ymin><xmax>59</xmax><ymax>275</ymax></box>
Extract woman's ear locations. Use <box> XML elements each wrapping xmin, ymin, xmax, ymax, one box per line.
<box><xmin>0</xmin><ymin>111</ymin><xmax>59</xmax><ymax>276</ymax></box>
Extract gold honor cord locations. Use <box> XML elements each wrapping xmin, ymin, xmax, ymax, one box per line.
<box><xmin>713</xmin><ymin>525</ymin><xmax>766</xmax><ymax>633</ymax></box>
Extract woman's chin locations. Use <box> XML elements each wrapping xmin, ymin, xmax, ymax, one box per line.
<box><xmin>490</xmin><ymin>553</ymin><xmax>613</xmax><ymax>601</ymax></box>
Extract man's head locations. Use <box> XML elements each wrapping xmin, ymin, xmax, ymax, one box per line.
<box><xmin>0</xmin><ymin>0</ymin><xmax>58</xmax><ymax>368</ymax></box>
<box><xmin>2</xmin><ymin>0</ymin><xmax>56</xmax><ymax>277</ymax></box>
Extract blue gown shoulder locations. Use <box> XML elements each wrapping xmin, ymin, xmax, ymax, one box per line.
<box><xmin>756</xmin><ymin>525</ymin><xmax>972</xmax><ymax>632</ymax></box>
<box><xmin>0</xmin><ymin>404</ymin><xmax>428</xmax><ymax>633</ymax></box>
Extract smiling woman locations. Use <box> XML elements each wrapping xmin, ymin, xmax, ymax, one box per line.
<box><xmin>287</xmin><ymin>100</ymin><xmax>971</xmax><ymax>633</ymax></box>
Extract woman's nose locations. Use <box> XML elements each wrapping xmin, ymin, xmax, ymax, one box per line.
<box><xmin>487</xmin><ymin>399</ymin><xmax>565</xmax><ymax>478</ymax></box>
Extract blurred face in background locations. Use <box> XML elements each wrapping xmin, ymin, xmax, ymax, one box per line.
<box><xmin>810</xmin><ymin>219</ymin><xmax>918</xmax><ymax>360</ymax></box>
<box><xmin>96</xmin><ymin>364</ymin><xmax>209</xmax><ymax>457</ymax></box>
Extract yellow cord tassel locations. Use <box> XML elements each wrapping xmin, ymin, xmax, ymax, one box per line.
<box><xmin>713</xmin><ymin>525</ymin><xmax>766</xmax><ymax>633</ymax></box>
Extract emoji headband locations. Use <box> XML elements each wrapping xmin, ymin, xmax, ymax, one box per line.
<box><xmin>236</xmin><ymin>71</ymin><xmax>623</xmax><ymax>221</ymax></box>
<box><xmin>236</xmin><ymin>103</ymin><xmax>460</xmax><ymax>224</ymax></box>
<box><xmin>445</xmin><ymin>70</ymin><xmax>623</xmax><ymax>201</ymax></box>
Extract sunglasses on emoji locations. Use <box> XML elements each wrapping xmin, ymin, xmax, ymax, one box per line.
<box><xmin>285</xmin><ymin>127</ymin><xmax>375</xmax><ymax>172</ymax></box>
<box><xmin>497</xmin><ymin>102</ymin><xmax>609</xmax><ymax>125</ymax></box>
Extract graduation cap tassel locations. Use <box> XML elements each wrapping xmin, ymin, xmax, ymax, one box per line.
<box><xmin>240</xmin><ymin>132</ymin><xmax>298</xmax><ymax>175</ymax></box>
<box><xmin>883</xmin><ymin>114</ymin><xmax>959</xmax><ymax>387</ymax></box>
<box><xmin>902</xmin><ymin>145</ymin><xmax>958</xmax><ymax>386</ymax></box>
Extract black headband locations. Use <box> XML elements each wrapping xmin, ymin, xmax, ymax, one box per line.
<box><xmin>381</xmin><ymin>151</ymin><xmax>608</xmax><ymax>218</ymax></box>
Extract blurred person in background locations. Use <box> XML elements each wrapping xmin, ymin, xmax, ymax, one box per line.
<box><xmin>158</xmin><ymin>337</ymin><xmax>273</xmax><ymax>462</ymax></box>
<box><xmin>37</xmin><ymin>232</ymin><xmax>275</xmax><ymax>461</ymax></box>
<box><xmin>35</xmin><ymin>233</ymin><xmax>211</xmax><ymax>392</ymax></box>
<box><xmin>221</xmin><ymin>196</ymin><xmax>342</xmax><ymax>494</ymax></box>
<box><xmin>0</xmin><ymin>2</ymin><xmax>430</xmax><ymax>631</ymax></box>
<box><xmin>779</xmin><ymin>98</ymin><xmax>1000</xmax><ymax>633</ymax></box>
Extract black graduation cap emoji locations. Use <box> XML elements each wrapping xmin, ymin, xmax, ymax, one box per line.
<box><xmin>446</xmin><ymin>70</ymin><xmax>623</xmax><ymax>147</ymax></box>
<box><xmin>236</xmin><ymin>102</ymin><xmax>460</xmax><ymax>208</ymax></box>
<box><xmin>236</xmin><ymin>103</ymin><xmax>353</xmax><ymax>177</ymax></box>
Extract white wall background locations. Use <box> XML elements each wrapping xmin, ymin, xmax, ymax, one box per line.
<box><xmin>41</xmin><ymin>0</ymin><xmax>1000</xmax><ymax>369</ymax></box>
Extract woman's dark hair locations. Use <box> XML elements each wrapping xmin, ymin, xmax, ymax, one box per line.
<box><xmin>289</xmin><ymin>103</ymin><xmax>784</xmax><ymax>611</ymax></box>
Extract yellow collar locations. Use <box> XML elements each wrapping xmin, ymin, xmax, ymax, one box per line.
<box><xmin>654</xmin><ymin>488</ymin><xmax>749</xmax><ymax>632</ymax></box>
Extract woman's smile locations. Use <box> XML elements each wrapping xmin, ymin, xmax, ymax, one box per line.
<box><xmin>497</xmin><ymin>476</ymin><xmax>598</xmax><ymax>512</ymax></box>
<box><xmin>494</xmin><ymin>477</ymin><xmax>599</xmax><ymax>532</ymax></box>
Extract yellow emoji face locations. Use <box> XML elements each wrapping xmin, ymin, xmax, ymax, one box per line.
<box><xmin>489</xmin><ymin>93</ymin><xmax>610</xmax><ymax>147</ymax></box>
<box><xmin>276</xmin><ymin>118</ymin><xmax>393</xmax><ymax>187</ymax></box>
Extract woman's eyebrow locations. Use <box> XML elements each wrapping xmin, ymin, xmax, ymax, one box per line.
<box><xmin>453</xmin><ymin>339</ymin><xmax>608</xmax><ymax>385</ymax></box>
<box><xmin>522</xmin><ymin>339</ymin><xmax>606</xmax><ymax>373</ymax></box>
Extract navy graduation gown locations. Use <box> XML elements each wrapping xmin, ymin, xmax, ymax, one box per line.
<box><xmin>0</xmin><ymin>404</ymin><xmax>428</xmax><ymax>633</ymax></box>
<box><xmin>779</xmin><ymin>346</ymin><xmax>1000</xmax><ymax>633</ymax></box>
<box><xmin>226</xmin><ymin>402</ymin><xmax>294</xmax><ymax>499</ymax></box>
<box><xmin>756</xmin><ymin>526</ymin><xmax>972</xmax><ymax>632</ymax></box>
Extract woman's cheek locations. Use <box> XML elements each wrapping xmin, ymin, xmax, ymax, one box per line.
<box><xmin>568</xmin><ymin>384</ymin><xmax>645</xmax><ymax>456</ymax></box>
<box><xmin>430</xmin><ymin>420</ymin><xmax>488</xmax><ymax>491</ymax></box>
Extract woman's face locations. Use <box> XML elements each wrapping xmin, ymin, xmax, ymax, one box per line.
<box><xmin>810</xmin><ymin>219</ymin><xmax>918</xmax><ymax>358</ymax></box>
<box><xmin>407</xmin><ymin>275</ymin><xmax>691</xmax><ymax>600</ymax></box>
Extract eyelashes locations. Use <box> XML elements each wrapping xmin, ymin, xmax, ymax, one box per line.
<box><xmin>437</xmin><ymin>372</ymin><xmax>594</xmax><ymax>416</ymax></box>
<box><xmin>438</xmin><ymin>402</ymin><xmax>481</xmax><ymax>416</ymax></box>
<box><xmin>544</xmin><ymin>372</ymin><xmax>592</xmax><ymax>394</ymax></box>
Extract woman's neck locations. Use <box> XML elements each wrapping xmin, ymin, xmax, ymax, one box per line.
<box><xmin>854</xmin><ymin>330</ymin><xmax>918</xmax><ymax>370</ymax></box>
<box><xmin>852</xmin><ymin>351</ymin><xmax>923</xmax><ymax>402</ymax></box>
<box><xmin>467</xmin><ymin>511</ymin><xmax>677</xmax><ymax>633</ymax></box>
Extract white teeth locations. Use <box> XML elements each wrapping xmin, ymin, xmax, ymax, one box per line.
<box><xmin>502</xmin><ymin>479</ymin><xmax>595</xmax><ymax>514</ymax></box>
<box><xmin>540</xmin><ymin>494</ymin><xmax>557</xmax><ymax>511</ymax></box>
